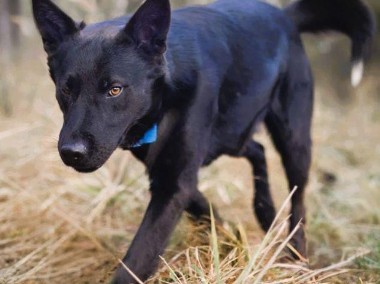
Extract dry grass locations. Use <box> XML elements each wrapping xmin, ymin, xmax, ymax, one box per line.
<box><xmin>1</xmin><ymin>31</ymin><xmax>380</xmax><ymax>284</ymax></box>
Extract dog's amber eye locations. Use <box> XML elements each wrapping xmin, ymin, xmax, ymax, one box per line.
<box><xmin>109</xmin><ymin>86</ymin><xmax>123</xmax><ymax>97</ymax></box>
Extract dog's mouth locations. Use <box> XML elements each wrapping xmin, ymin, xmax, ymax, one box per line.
<box><xmin>72</xmin><ymin>165</ymin><xmax>101</xmax><ymax>173</ymax></box>
<box><xmin>117</xmin><ymin>121</ymin><xmax>145</xmax><ymax>149</ymax></box>
<box><xmin>117</xmin><ymin>118</ymin><xmax>158</xmax><ymax>150</ymax></box>
<box><xmin>60</xmin><ymin>156</ymin><xmax>103</xmax><ymax>173</ymax></box>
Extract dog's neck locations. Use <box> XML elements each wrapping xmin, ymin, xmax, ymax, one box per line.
<box><xmin>118</xmin><ymin>53</ymin><xmax>192</xmax><ymax>152</ymax></box>
<box><xmin>119</xmin><ymin>75</ymin><xmax>168</xmax><ymax>149</ymax></box>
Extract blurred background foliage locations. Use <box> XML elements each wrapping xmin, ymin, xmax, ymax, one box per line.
<box><xmin>0</xmin><ymin>0</ymin><xmax>379</xmax><ymax>114</ymax></box>
<box><xmin>0</xmin><ymin>0</ymin><xmax>380</xmax><ymax>114</ymax></box>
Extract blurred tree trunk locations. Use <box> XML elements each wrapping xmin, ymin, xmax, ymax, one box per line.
<box><xmin>0</xmin><ymin>0</ymin><xmax>21</xmax><ymax>57</ymax></box>
<box><xmin>9</xmin><ymin>0</ymin><xmax>21</xmax><ymax>48</ymax></box>
<box><xmin>0</xmin><ymin>0</ymin><xmax>12</xmax><ymax>115</ymax></box>
<box><xmin>0</xmin><ymin>0</ymin><xmax>20</xmax><ymax>115</ymax></box>
<box><xmin>0</xmin><ymin>0</ymin><xmax>12</xmax><ymax>58</ymax></box>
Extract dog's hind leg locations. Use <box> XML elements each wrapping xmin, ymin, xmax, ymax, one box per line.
<box><xmin>265</xmin><ymin>111</ymin><xmax>311</xmax><ymax>258</ymax></box>
<box><xmin>264</xmin><ymin>41</ymin><xmax>313</xmax><ymax>258</ymax></box>
<box><xmin>242</xmin><ymin>140</ymin><xmax>276</xmax><ymax>232</ymax></box>
<box><xmin>264</xmin><ymin>88</ymin><xmax>312</xmax><ymax>259</ymax></box>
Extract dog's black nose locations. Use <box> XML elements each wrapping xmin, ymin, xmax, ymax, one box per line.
<box><xmin>60</xmin><ymin>142</ymin><xmax>88</xmax><ymax>165</ymax></box>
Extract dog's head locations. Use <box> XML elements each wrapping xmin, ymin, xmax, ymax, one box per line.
<box><xmin>33</xmin><ymin>0</ymin><xmax>170</xmax><ymax>172</ymax></box>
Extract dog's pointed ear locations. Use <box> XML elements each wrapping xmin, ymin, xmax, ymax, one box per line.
<box><xmin>120</xmin><ymin>0</ymin><xmax>171</xmax><ymax>55</ymax></box>
<box><xmin>32</xmin><ymin>0</ymin><xmax>79</xmax><ymax>54</ymax></box>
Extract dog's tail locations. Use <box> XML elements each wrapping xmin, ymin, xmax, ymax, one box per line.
<box><xmin>285</xmin><ymin>0</ymin><xmax>376</xmax><ymax>87</ymax></box>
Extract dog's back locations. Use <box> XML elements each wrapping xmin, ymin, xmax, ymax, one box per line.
<box><xmin>167</xmin><ymin>0</ymin><xmax>291</xmax><ymax>83</ymax></box>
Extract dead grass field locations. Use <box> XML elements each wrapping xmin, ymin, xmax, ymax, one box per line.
<box><xmin>1</xmin><ymin>24</ymin><xmax>380</xmax><ymax>284</ymax></box>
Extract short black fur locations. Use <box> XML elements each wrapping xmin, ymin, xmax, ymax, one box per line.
<box><xmin>32</xmin><ymin>0</ymin><xmax>375</xmax><ymax>282</ymax></box>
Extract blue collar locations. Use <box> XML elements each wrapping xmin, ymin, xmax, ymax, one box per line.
<box><xmin>131</xmin><ymin>124</ymin><xmax>158</xmax><ymax>148</ymax></box>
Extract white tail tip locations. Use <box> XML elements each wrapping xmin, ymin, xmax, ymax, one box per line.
<box><xmin>351</xmin><ymin>60</ymin><xmax>364</xmax><ymax>87</ymax></box>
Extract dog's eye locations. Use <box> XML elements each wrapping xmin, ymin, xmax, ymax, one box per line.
<box><xmin>108</xmin><ymin>86</ymin><xmax>123</xmax><ymax>97</ymax></box>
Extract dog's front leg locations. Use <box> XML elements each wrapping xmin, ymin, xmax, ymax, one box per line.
<box><xmin>112</xmin><ymin>173</ymin><xmax>194</xmax><ymax>283</ymax></box>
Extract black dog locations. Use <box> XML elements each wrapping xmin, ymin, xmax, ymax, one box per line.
<box><xmin>32</xmin><ymin>0</ymin><xmax>375</xmax><ymax>282</ymax></box>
